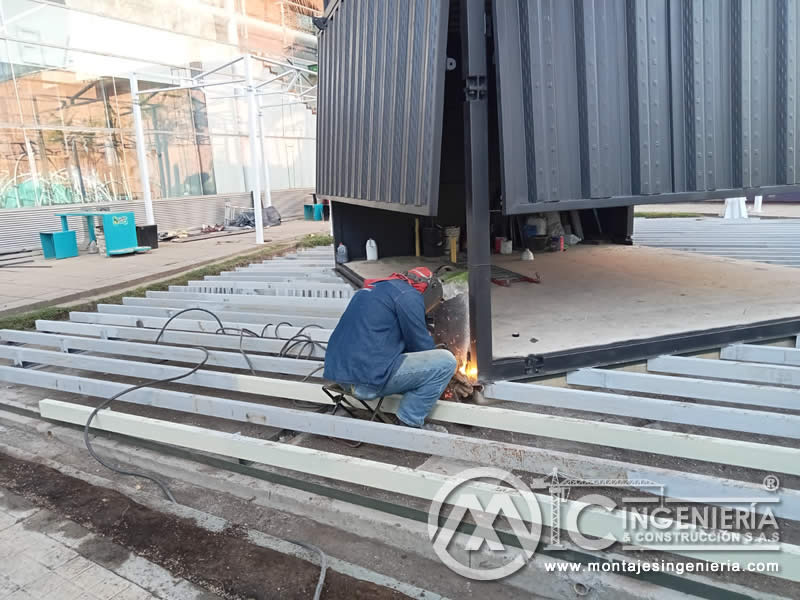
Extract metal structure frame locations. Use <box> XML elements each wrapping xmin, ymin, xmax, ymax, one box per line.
<box><xmin>316</xmin><ymin>0</ymin><xmax>800</xmax><ymax>382</ymax></box>
<box><xmin>3</xmin><ymin>246</ymin><xmax>800</xmax><ymax>596</ymax></box>
<box><xmin>4</xmin><ymin>346</ymin><xmax>799</xmax><ymax>476</ymax></box>
<box><xmin>129</xmin><ymin>53</ymin><xmax>317</xmax><ymax>243</ymax></box>
<box><xmin>461</xmin><ymin>0</ymin><xmax>493</xmax><ymax>377</ymax></box>
<box><xmin>493</xmin><ymin>314</ymin><xmax>800</xmax><ymax>380</ymax></box>
<box><xmin>37</xmin><ymin>399</ymin><xmax>800</xmax><ymax>584</ymax></box>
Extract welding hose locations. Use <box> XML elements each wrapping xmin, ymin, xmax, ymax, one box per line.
<box><xmin>289</xmin><ymin>539</ymin><xmax>328</xmax><ymax>600</ymax></box>
<box><xmin>84</xmin><ymin>308</ymin><xmax>228</xmax><ymax>501</ymax></box>
<box><xmin>82</xmin><ymin>344</ymin><xmax>210</xmax><ymax>503</ymax></box>
<box><xmin>83</xmin><ymin>306</ymin><xmax>329</xmax><ymax>598</ymax></box>
<box><xmin>85</xmin><ymin>308</ymin><xmax>328</xmax><ymax>496</ymax></box>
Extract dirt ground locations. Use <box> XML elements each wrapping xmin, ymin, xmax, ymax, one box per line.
<box><xmin>0</xmin><ymin>451</ymin><xmax>410</xmax><ymax>600</ymax></box>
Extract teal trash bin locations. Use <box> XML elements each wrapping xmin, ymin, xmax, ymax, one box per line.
<box><xmin>40</xmin><ymin>230</ymin><xmax>78</xmax><ymax>259</ymax></box>
<box><xmin>304</xmin><ymin>204</ymin><xmax>315</xmax><ymax>220</ymax></box>
<box><xmin>313</xmin><ymin>203</ymin><xmax>324</xmax><ymax>221</ymax></box>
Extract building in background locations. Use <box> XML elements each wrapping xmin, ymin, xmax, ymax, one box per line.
<box><xmin>0</xmin><ymin>0</ymin><xmax>320</xmax><ymax>248</ymax></box>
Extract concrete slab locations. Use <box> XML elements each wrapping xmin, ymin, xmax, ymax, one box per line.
<box><xmin>0</xmin><ymin>220</ymin><xmax>329</xmax><ymax>316</ymax></box>
<box><xmin>347</xmin><ymin>244</ymin><xmax>800</xmax><ymax>357</ymax></box>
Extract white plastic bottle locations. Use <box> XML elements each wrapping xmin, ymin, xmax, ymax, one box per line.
<box><xmin>366</xmin><ymin>238</ymin><xmax>378</xmax><ymax>261</ymax></box>
<box><xmin>336</xmin><ymin>243</ymin><xmax>349</xmax><ymax>264</ymax></box>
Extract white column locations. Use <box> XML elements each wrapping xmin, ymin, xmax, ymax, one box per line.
<box><xmin>257</xmin><ymin>95</ymin><xmax>273</xmax><ymax>208</ymax></box>
<box><xmin>244</xmin><ymin>55</ymin><xmax>265</xmax><ymax>243</ymax></box>
<box><xmin>129</xmin><ymin>75</ymin><xmax>155</xmax><ymax>225</ymax></box>
<box><xmin>724</xmin><ymin>197</ymin><xmax>748</xmax><ymax>220</ymax></box>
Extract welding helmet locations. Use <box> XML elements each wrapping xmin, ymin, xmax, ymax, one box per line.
<box><xmin>403</xmin><ymin>267</ymin><xmax>443</xmax><ymax>313</ymax></box>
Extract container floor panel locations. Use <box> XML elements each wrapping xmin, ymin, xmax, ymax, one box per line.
<box><xmin>346</xmin><ymin>244</ymin><xmax>800</xmax><ymax>357</ymax></box>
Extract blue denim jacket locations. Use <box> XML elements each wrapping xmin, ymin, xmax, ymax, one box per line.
<box><xmin>323</xmin><ymin>279</ymin><xmax>435</xmax><ymax>389</ymax></box>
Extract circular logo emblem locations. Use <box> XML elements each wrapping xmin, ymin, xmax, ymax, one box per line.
<box><xmin>427</xmin><ymin>467</ymin><xmax>542</xmax><ymax>580</ymax></box>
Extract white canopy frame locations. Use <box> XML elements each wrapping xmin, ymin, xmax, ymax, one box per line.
<box><xmin>130</xmin><ymin>54</ymin><xmax>317</xmax><ymax>243</ymax></box>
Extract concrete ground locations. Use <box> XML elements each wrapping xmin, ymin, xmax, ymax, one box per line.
<box><xmin>0</xmin><ymin>220</ymin><xmax>330</xmax><ymax>316</ymax></box>
<box><xmin>634</xmin><ymin>200</ymin><xmax>800</xmax><ymax>218</ymax></box>
<box><xmin>348</xmin><ymin>243</ymin><xmax>800</xmax><ymax>357</ymax></box>
<box><xmin>0</xmin><ymin>490</ymin><xmax>212</xmax><ymax>600</ymax></box>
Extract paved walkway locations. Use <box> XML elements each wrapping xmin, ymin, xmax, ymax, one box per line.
<box><xmin>0</xmin><ymin>488</ymin><xmax>214</xmax><ymax>600</ymax></box>
<box><xmin>0</xmin><ymin>220</ymin><xmax>329</xmax><ymax>316</ymax></box>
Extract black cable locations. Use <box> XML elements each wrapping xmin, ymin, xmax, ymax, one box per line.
<box><xmin>288</xmin><ymin>539</ymin><xmax>328</xmax><ymax>600</ymax></box>
<box><xmin>214</xmin><ymin>326</ymin><xmax>260</xmax><ymax>375</ymax></box>
<box><xmin>267</xmin><ymin>321</ymin><xmax>295</xmax><ymax>339</ymax></box>
<box><xmin>301</xmin><ymin>365</ymin><xmax>325</xmax><ymax>383</ymax></box>
<box><xmin>153</xmin><ymin>308</ymin><xmax>225</xmax><ymax>344</ymax></box>
<box><xmin>83</xmin><ymin>345</ymin><xmax>209</xmax><ymax>503</ymax></box>
<box><xmin>82</xmin><ymin>305</ymin><xmax>329</xmax><ymax>598</ymax></box>
<box><xmin>86</xmin><ymin>307</ymin><xmax>226</xmax><ymax>500</ymax></box>
<box><xmin>279</xmin><ymin>333</ymin><xmax>327</xmax><ymax>360</ymax></box>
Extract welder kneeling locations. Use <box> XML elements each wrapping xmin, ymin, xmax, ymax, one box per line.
<box><xmin>323</xmin><ymin>267</ymin><xmax>456</xmax><ymax>432</ymax></box>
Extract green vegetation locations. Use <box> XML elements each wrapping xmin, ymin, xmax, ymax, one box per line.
<box><xmin>296</xmin><ymin>233</ymin><xmax>333</xmax><ymax>248</ymax></box>
<box><xmin>634</xmin><ymin>211</ymin><xmax>707</xmax><ymax>218</ymax></box>
<box><xmin>0</xmin><ymin>233</ymin><xmax>334</xmax><ymax>331</ymax></box>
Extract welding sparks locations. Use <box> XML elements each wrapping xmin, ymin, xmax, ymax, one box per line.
<box><xmin>458</xmin><ymin>361</ymin><xmax>478</xmax><ymax>382</ymax></box>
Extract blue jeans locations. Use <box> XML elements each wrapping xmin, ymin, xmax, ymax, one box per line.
<box><xmin>351</xmin><ymin>349</ymin><xmax>457</xmax><ymax>427</ymax></box>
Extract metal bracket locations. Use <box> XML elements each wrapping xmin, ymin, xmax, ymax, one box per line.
<box><xmin>525</xmin><ymin>355</ymin><xmax>541</xmax><ymax>374</ymax></box>
<box><xmin>464</xmin><ymin>75</ymin><xmax>487</xmax><ymax>101</ymax></box>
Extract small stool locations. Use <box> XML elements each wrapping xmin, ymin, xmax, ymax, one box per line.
<box><xmin>40</xmin><ymin>230</ymin><xmax>78</xmax><ymax>259</ymax></box>
<box><xmin>322</xmin><ymin>383</ymin><xmax>392</xmax><ymax>425</ymax></box>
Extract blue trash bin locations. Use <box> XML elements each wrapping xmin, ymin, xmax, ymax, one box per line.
<box><xmin>313</xmin><ymin>203</ymin><xmax>324</xmax><ymax>221</ymax></box>
<box><xmin>304</xmin><ymin>205</ymin><xmax>315</xmax><ymax>220</ymax></box>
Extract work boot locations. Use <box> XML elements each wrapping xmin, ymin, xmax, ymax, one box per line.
<box><xmin>391</xmin><ymin>414</ymin><xmax>448</xmax><ymax>434</ymax></box>
<box><xmin>420</xmin><ymin>422</ymin><xmax>448</xmax><ymax>434</ymax></box>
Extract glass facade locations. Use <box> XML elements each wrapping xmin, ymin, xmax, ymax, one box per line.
<box><xmin>0</xmin><ymin>0</ymin><xmax>319</xmax><ymax>209</ymax></box>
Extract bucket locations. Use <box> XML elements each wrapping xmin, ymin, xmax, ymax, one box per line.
<box><xmin>422</xmin><ymin>227</ymin><xmax>443</xmax><ymax>257</ymax></box>
<box><xmin>443</xmin><ymin>226</ymin><xmax>460</xmax><ymax>255</ymax></box>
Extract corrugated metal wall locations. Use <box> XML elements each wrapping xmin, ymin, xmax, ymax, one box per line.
<box><xmin>316</xmin><ymin>0</ymin><xmax>449</xmax><ymax>215</ymax></box>
<box><xmin>496</xmin><ymin>0</ymin><xmax>800</xmax><ymax>215</ymax></box>
<box><xmin>0</xmin><ymin>189</ymin><xmax>312</xmax><ymax>252</ymax></box>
